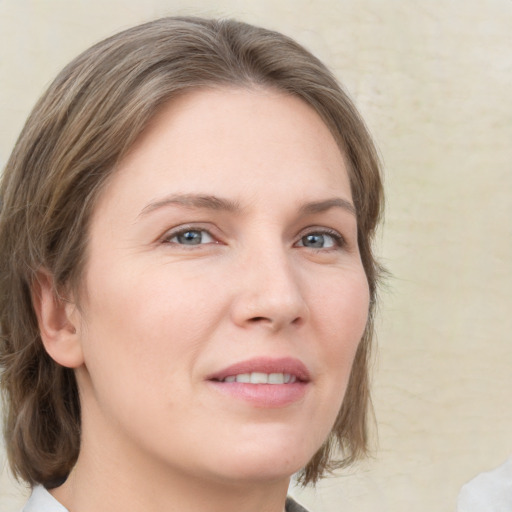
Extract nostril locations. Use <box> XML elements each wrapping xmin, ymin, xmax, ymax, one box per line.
<box><xmin>247</xmin><ymin>315</ymin><xmax>303</xmax><ymax>327</ymax></box>
<box><xmin>249</xmin><ymin>316</ymin><xmax>269</xmax><ymax>323</ymax></box>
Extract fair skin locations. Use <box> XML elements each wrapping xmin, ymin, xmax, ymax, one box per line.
<box><xmin>35</xmin><ymin>87</ymin><xmax>369</xmax><ymax>512</ymax></box>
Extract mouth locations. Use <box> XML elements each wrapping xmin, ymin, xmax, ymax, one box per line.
<box><xmin>206</xmin><ymin>357</ymin><xmax>310</xmax><ymax>408</ymax></box>
<box><xmin>207</xmin><ymin>356</ymin><xmax>310</xmax><ymax>383</ymax></box>
<box><xmin>213</xmin><ymin>372</ymin><xmax>299</xmax><ymax>384</ymax></box>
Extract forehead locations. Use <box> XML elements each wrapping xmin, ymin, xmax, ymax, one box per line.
<box><xmin>94</xmin><ymin>86</ymin><xmax>351</xmax><ymax>219</ymax></box>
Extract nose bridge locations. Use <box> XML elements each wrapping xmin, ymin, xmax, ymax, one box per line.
<box><xmin>231</xmin><ymin>235</ymin><xmax>308</xmax><ymax>330</ymax></box>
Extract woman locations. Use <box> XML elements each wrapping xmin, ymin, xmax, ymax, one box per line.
<box><xmin>0</xmin><ymin>17</ymin><xmax>383</xmax><ymax>512</ymax></box>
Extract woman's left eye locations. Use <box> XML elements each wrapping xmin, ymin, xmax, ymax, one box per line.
<box><xmin>165</xmin><ymin>229</ymin><xmax>215</xmax><ymax>246</ymax></box>
<box><xmin>295</xmin><ymin>231</ymin><xmax>343</xmax><ymax>249</ymax></box>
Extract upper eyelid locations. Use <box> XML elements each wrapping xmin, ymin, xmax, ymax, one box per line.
<box><xmin>299</xmin><ymin>226</ymin><xmax>342</xmax><ymax>235</ymax></box>
<box><xmin>296</xmin><ymin>226</ymin><xmax>345</xmax><ymax>240</ymax></box>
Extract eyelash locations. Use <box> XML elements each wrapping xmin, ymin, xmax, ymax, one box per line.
<box><xmin>296</xmin><ymin>228</ymin><xmax>346</xmax><ymax>251</ymax></box>
<box><xmin>161</xmin><ymin>225</ymin><xmax>346</xmax><ymax>251</ymax></box>
<box><xmin>161</xmin><ymin>225</ymin><xmax>216</xmax><ymax>247</ymax></box>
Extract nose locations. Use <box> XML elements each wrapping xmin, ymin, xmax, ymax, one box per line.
<box><xmin>230</xmin><ymin>246</ymin><xmax>309</xmax><ymax>332</ymax></box>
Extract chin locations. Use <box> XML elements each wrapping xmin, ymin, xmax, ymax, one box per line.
<box><xmin>204</xmin><ymin>436</ymin><xmax>318</xmax><ymax>484</ymax></box>
<box><xmin>215</xmin><ymin>458</ymin><xmax>303</xmax><ymax>485</ymax></box>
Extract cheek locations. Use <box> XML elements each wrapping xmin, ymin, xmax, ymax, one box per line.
<box><xmin>297</xmin><ymin>270</ymin><xmax>369</xmax><ymax>451</ymax></box>
<box><xmin>79</xmin><ymin>261</ymin><xmax>218</xmax><ymax>382</ymax></box>
<box><xmin>313</xmin><ymin>270</ymin><xmax>370</xmax><ymax>380</ymax></box>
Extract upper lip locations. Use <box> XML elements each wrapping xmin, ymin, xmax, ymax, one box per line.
<box><xmin>207</xmin><ymin>357</ymin><xmax>311</xmax><ymax>382</ymax></box>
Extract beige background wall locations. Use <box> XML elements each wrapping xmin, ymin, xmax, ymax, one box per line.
<box><xmin>1</xmin><ymin>1</ymin><xmax>511</xmax><ymax>511</ymax></box>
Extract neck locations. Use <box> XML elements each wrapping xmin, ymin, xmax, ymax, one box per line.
<box><xmin>53</xmin><ymin>466</ymin><xmax>289</xmax><ymax>512</ymax></box>
<box><xmin>51</xmin><ymin>417</ymin><xmax>290</xmax><ymax>512</ymax></box>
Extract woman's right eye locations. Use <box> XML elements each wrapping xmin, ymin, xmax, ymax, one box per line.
<box><xmin>164</xmin><ymin>228</ymin><xmax>215</xmax><ymax>246</ymax></box>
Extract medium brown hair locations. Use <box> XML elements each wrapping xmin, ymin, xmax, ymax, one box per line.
<box><xmin>0</xmin><ymin>16</ymin><xmax>383</xmax><ymax>488</ymax></box>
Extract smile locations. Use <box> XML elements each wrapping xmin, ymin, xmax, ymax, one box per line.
<box><xmin>207</xmin><ymin>356</ymin><xmax>310</xmax><ymax>383</ymax></box>
<box><xmin>216</xmin><ymin>372</ymin><xmax>298</xmax><ymax>384</ymax></box>
<box><xmin>206</xmin><ymin>357</ymin><xmax>310</xmax><ymax>407</ymax></box>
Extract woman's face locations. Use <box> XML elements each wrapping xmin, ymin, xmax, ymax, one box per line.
<box><xmin>73</xmin><ymin>87</ymin><xmax>369</xmax><ymax>484</ymax></box>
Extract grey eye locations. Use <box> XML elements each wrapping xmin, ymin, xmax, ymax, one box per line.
<box><xmin>170</xmin><ymin>230</ymin><xmax>214</xmax><ymax>245</ymax></box>
<box><xmin>297</xmin><ymin>233</ymin><xmax>337</xmax><ymax>249</ymax></box>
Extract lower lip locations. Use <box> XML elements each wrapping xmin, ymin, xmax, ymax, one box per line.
<box><xmin>207</xmin><ymin>381</ymin><xmax>308</xmax><ymax>408</ymax></box>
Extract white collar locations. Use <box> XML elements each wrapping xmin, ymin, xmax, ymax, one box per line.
<box><xmin>22</xmin><ymin>485</ymin><xmax>307</xmax><ymax>512</ymax></box>
<box><xmin>23</xmin><ymin>485</ymin><xmax>69</xmax><ymax>512</ymax></box>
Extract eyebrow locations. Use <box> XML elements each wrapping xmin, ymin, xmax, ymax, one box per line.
<box><xmin>138</xmin><ymin>194</ymin><xmax>356</xmax><ymax>218</ymax></box>
<box><xmin>138</xmin><ymin>194</ymin><xmax>241</xmax><ymax>218</ymax></box>
<box><xmin>299</xmin><ymin>197</ymin><xmax>356</xmax><ymax>217</ymax></box>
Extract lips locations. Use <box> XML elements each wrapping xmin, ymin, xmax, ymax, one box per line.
<box><xmin>207</xmin><ymin>357</ymin><xmax>310</xmax><ymax>383</ymax></box>
<box><xmin>206</xmin><ymin>357</ymin><xmax>310</xmax><ymax>408</ymax></box>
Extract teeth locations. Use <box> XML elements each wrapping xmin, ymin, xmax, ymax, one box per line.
<box><xmin>221</xmin><ymin>372</ymin><xmax>298</xmax><ymax>384</ymax></box>
<box><xmin>268</xmin><ymin>373</ymin><xmax>284</xmax><ymax>384</ymax></box>
<box><xmin>250</xmin><ymin>372</ymin><xmax>268</xmax><ymax>384</ymax></box>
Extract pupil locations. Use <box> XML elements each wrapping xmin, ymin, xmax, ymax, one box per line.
<box><xmin>178</xmin><ymin>231</ymin><xmax>201</xmax><ymax>245</ymax></box>
<box><xmin>304</xmin><ymin>234</ymin><xmax>324</xmax><ymax>248</ymax></box>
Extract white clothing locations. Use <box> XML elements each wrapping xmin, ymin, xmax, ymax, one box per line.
<box><xmin>457</xmin><ymin>457</ymin><xmax>512</xmax><ymax>512</ymax></box>
<box><xmin>22</xmin><ymin>485</ymin><xmax>68</xmax><ymax>512</ymax></box>
<box><xmin>22</xmin><ymin>485</ymin><xmax>309</xmax><ymax>512</ymax></box>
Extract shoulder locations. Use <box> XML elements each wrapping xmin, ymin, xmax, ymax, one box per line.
<box><xmin>22</xmin><ymin>487</ymin><xmax>309</xmax><ymax>512</ymax></box>
<box><xmin>22</xmin><ymin>486</ymin><xmax>69</xmax><ymax>512</ymax></box>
